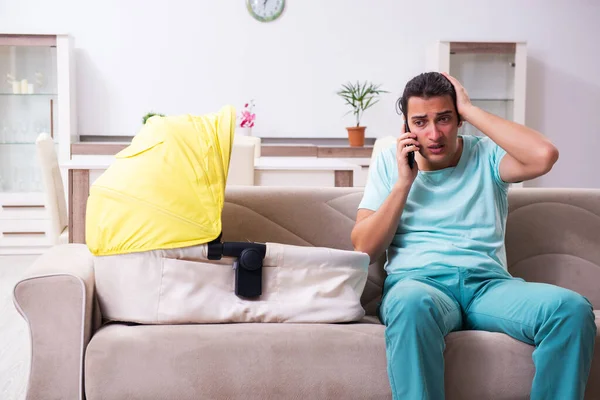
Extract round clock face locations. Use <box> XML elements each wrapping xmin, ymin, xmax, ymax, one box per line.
<box><xmin>246</xmin><ymin>0</ymin><xmax>285</xmax><ymax>22</ymax></box>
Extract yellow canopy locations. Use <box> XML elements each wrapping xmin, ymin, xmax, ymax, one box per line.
<box><xmin>86</xmin><ymin>105</ymin><xmax>236</xmax><ymax>256</ymax></box>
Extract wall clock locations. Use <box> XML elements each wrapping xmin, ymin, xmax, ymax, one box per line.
<box><xmin>246</xmin><ymin>0</ymin><xmax>285</xmax><ymax>22</ymax></box>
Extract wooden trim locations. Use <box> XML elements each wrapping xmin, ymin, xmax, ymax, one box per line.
<box><xmin>71</xmin><ymin>142</ymin><xmax>128</xmax><ymax>155</ymax></box>
<box><xmin>318</xmin><ymin>147</ymin><xmax>373</xmax><ymax>158</ymax></box>
<box><xmin>2</xmin><ymin>231</ymin><xmax>46</xmax><ymax>236</ymax></box>
<box><xmin>260</xmin><ymin>145</ymin><xmax>318</xmax><ymax>157</ymax></box>
<box><xmin>0</xmin><ymin>34</ymin><xmax>57</xmax><ymax>46</ymax></box>
<box><xmin>50</xmin><ymin>99</ymin><xmax>54</xmax><ymax>138</ymax></box>
<box><xmin>71</xmin><ymin>142</ymin><xmax>324</xmax><ymax>157</ymax></box>
<box><xmin>2</xmin><ymin>205</ymin><xmax>45</xmax><ymax>209</ymax></box>
<box><xmin>68</xmin><ymin>169</ymin><xmax>89</xmax><ymax>244</ymax></box>
<box><xmin>450</xmin><ymin>42</ymin><xmax>516</xmax><ymax>54</ymax></box>
<box><xmin>513</xmin><ymin>42</ymin><xmax>527</xmax><ymax>125</ymax></box>
<box><xmin>334</xmin><ymin>170</ymin><xmax>353</xmax><ymax>187</ymax></box>
<box><xmin>70</xmin><ymin>142</ymin><xmax>374</xmax><ymax>159</ymax></box>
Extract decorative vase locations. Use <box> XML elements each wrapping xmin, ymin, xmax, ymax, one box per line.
<box><xmin>346</xmin><ymin>126</ymin><xmax>366</xmax><ymax>147</ymax></box>
<box><xmin>237</xmin><ymin>126</ymin><xmax>253</xmax><ymax>136</ymax></box>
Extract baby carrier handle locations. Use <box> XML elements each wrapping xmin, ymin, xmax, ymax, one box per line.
<box><xmin>207</xmin><ymin>237</ymin><xmax>266</xmax><ymax>299</ymax></box>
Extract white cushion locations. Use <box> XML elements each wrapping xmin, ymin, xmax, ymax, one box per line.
<box><xmin>371</xmin><ymin>136</ymin><xmax>396</xmax><ymax>165</ymax></box>
<box><xmin>58</xmin><ymin>227</ymin><xmax>69</xmax><ymax>244</ymax></box>
<box><xmin>93</xmin><ymin>243</ymin><xmax>369</xmax><ymax>324</ymax></box>
<box><xmin>234</xmin><ymin>134</ymin><xmax>261</xmax><ymax>158</ymax></box>
<box><xmin>227</xmin><ymin>142</ymin><xmax>255</xmax><ymax>186</ymax></box>
<box><xmin>36</xmin><ymin>133</ymin><xmax>68</xmax><ymax>245</ymax></box>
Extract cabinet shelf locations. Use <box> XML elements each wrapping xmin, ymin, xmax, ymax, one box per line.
<box><xmin>0</xmin><ymin>190</ymin><xmax>44</xmax><ymax>194</ymax></box>
<box><xmin>0</xmin><ymin>142</ymin><xmax>58</xmax><ymax>145</ymax></box>
<box><xmin>471</xmin><ymin>98</ymin><xmax>514</xmax><ymax>101</ymax></box>
<box><xmin>0</xmin><ymin>93</ymin><xmax>58</xmax><ymax>96</ymax></box>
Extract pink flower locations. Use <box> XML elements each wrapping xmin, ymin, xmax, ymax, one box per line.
<box><xmin>239</xmin><ymin>100</ymin><xmax>256</xmax><ymax>128</ymax></box>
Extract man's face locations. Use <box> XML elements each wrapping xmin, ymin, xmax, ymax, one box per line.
<box><xmin>406</xmin><ymin>95</ymin><xmax>462</xmax><ymax>170</ymax></box>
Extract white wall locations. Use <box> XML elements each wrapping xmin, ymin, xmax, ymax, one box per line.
<box><xmin>1</xmin><ymin>0</ymin><xmax>599</xmax><ymax>188</ymax></box>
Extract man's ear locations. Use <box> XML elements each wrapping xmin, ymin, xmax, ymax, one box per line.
<box><xmin>458</xmin><ymin>120</ymin><xmax>463</xmax><ymax>128</ymax></box>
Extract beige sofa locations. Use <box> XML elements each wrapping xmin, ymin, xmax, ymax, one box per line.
<box><xmin>13</xmin><ymin>187</ymin><xmax>600</xmax><ymax>400</ymax></box>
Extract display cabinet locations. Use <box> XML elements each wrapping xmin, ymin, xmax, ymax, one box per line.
<box><xmin>428</xmin><ymin>40</ymin><xmax>527</xmax><ymax>137</ymax></box>
<box><xmin>0</xmin><ymin>34</ymin><xmax>76</xmax><ymax>254</ymax></box>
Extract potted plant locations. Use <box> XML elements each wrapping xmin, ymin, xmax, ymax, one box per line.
<box><xmin>336</xmin><ymin>81</ymin><xmax>387</xmax><ymax>147</ymax></box>
<box><xmin>238</xmin><ymin>100</ymin><xmax>256</xmax><ymax>136</ymax></box>
<box><xmin>142</xmin><ymin>112</ymin><xmax>165</xmax><ymax>124</ymax></box>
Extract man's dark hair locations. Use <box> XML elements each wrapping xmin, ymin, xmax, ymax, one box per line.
<box><xmin>396</xmin><ymin>72</ymin><xmax>460</xmax><ymax>124</ymax></box>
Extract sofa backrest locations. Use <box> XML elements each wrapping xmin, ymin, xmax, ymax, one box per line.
<box><xmin>221</xmin><ymin>187</ymin><xmax>600</xmax><ymax>314</ymax></box>
<box><xmin>505</xmin><ymin>188</ymin><xmax>600</xmax><ymax>308</ymax></box>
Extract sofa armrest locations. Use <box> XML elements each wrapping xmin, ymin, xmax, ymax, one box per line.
<box><xmin>13</xmin><ymin>244</ymin><xmax>96</xmax><ymax>400</ymax></box>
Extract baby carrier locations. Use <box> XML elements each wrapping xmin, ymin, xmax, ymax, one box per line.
<box><xmin>86</xmin><ymin>106</ymin><xmax>369</xmax><ymax>324</ymax></box>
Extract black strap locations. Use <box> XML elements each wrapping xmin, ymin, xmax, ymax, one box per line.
<box><xmin>206</xmin><ymin>232</ymin><xmax>223</xmax><ymax>260</ymax></box>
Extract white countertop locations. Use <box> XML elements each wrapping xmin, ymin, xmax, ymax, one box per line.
<box><xmin>62</xmin><ymin>156</ymin><xmax>366</xmax><ymax>171</ymax></box>
<box><xmin>61</xmin><ymin>156</ymin><xmax>115</xmax><ymax>169</ymax></box>
<box><xmin>255</xmin><ymin>157</ymin><xmax>360</xmax><ymax>171</ymax></box>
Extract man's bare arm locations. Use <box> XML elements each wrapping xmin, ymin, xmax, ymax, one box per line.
<box><xmin>353</xmin><ymin>120</ymin><xmax>418</xmax><ymax>264</ymax></box>
<box><xmin>352</xmin><ymin>183</ymin><xmax>411</xmax><ymax>264</ymax></box>
<box><xmin>443</xmin><ymin>72</ymin><xmax>559</xmax><ymax>183</ymax></box>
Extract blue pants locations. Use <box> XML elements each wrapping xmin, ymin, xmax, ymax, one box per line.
<box><xmin>379</xmin><ymin>265</ymin><xmax>596</xmax><ymax>400</ymax></box>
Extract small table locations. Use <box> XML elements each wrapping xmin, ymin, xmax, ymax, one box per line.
<box><xmin>61</xmin><ymin>158</ymin><xmax>113</xmax><ymax>244</ymax></box>
<box><xmin>61</xmin><ymin>156</ymin><xmax>360</xmax><ymax>244</ymax></box>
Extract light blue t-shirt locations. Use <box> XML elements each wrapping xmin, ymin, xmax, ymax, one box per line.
<box><xmin>358</xmin><ymin>135</ymin><xmax>509</xmax><ymax>274</ymax></box>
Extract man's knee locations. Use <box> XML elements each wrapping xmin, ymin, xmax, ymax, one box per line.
<box><xmin>548</xmin><ymin>289</ymin><xmax>596</xmax><ymax>332</ymax></box>
<box><xmin>381</xmin><ymin>279</ymin><xmax>458</xmax><ymax>330</ymax></box>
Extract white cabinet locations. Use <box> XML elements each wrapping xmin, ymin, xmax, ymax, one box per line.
<box><xmin>428</xmin><ymin>41</ymin><xmax>527</xmax><ymax>136</ymax></box>
<box><xmin>0</xmin><ymin>192</ymin><xmax>52</xmax><ymax>254</ymax></box>
<box><xmin>428</xmin><ymin>40</ymin><xmax>527</xmax><ymax>188</ymax></box>
<box><xmin>0</xmin><ymin>34</ymin><xmax>76</xmax><ymax>254</ymax></box>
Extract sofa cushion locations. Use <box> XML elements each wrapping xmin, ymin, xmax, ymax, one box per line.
<box><xmin>84</xmin><ymin>314</ymin><xmax>600</xmax><ymax>400</ymax></box>
<box><xmin>85</xmin><ymin>321</ymin><xmax>390</xmax><ymax>400</ymax></box>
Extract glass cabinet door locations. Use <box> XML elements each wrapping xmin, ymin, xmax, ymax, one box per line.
<box><xmin>430</xmin><ymin>41</ymin><xmax>527</xmax><ymax>140</ymax></box>
<box><xmin>450</xmin><ymin>50</ymin><xmax>515</xmax><ymax>137</ymax></box>
<box><xmin>0</xmin><ymin>41</ymin><xmax>58</xmax><ymax>193</ymax></box>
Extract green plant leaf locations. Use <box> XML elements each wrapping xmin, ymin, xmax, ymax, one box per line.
<box><xmin>336</xmin><ymin>80</ymin><xmax>387</xmax><ymax>125</ymax></box>
<box><xmin>142</xmin><ymin>112</ymin><xmax>165</xmax><ymax>124</ymax></box>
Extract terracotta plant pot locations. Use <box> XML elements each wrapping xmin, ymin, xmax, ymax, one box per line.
<box><xmin>346</xmin><ymin>126</ymin><xmax>366</xmax><ymax>147</ymax></box>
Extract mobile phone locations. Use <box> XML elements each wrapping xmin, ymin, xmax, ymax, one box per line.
<box><xmin>405</xmin><ymin>119</ymin><xmax>415</xmax><ymax>169</ymax></box>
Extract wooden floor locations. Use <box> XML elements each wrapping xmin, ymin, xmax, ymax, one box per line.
<box><xmin>0</xmin><ymin>255</ymin><xmax>39</xmax><ymax>400</ymax></box>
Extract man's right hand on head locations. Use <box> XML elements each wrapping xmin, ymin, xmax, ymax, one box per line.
<box><xmin>396</xmin><ymin>120</ymin><xmax>419</xmax><ymax>189</ymax></box>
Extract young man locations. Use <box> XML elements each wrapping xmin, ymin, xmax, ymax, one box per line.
<box><xmin>352</xmin><ymin>72</ymin><xmax>596</xmax><ymax>400</ymax></box>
